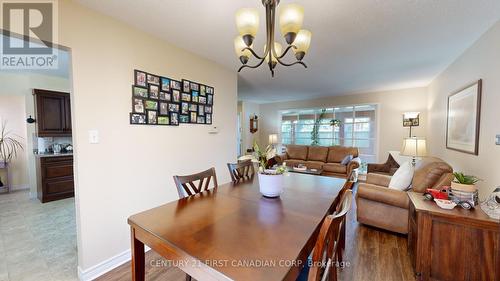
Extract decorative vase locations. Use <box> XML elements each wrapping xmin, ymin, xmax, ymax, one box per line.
<box><xmin>258</xmin><ymin>171</ymin><xmax>284</xmax><ymax>198</ymax></box>
<box><xmin>451</xmin><ymin>181</ymin><xmax>476</xmax><ymax>193</ymax></box>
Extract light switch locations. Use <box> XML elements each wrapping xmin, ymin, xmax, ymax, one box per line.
<box><xmin>89</xmin><ymin>130</ymin><xmax>99</xmax><ymax>144</ymax></box>
<box><xmin>496</xmin><ymin>135</ymin><xmax>500</xmax><ymax>145</ymax></box>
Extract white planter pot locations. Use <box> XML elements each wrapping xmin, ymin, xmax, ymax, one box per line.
<box><xmin>451</xmin><ymin>182</ymin><xmax>476</xmax><ymax>193</ymax></box>
<box><xmin>258</xmin><ymin>172</ymin><xmax>284</xmax><ymax>198</ymax></box>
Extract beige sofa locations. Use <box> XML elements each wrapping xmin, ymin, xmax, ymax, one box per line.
<box><xmin>277</xmin><ymin>144</ymin><xmax>361</xmax><ymax>178</ymax></box>
<box><xmin>356</xmin><ymin>157</ymin><xmax>453</xmax><ymax>234</ymax></box>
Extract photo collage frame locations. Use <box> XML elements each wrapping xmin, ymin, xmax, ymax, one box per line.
<box><xmin>130</xmin><ymin>69</ymin><xmax>214</xmax><ymax>126</ymax></box>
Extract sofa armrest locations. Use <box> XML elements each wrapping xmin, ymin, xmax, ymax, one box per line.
<box><xmin>366</xmin><ymin>173</ymin><xmax>392</xmax><ymax>187</ymax></box>
<box><xmin>347</xmin><ymin>157</ymin><xmax>361</xmax><ymax>177</ymax></box>
<box><xmin>275</xmin><ymin>154</ymin><xmax>287</xmax><ymax>164</ymax></box>
<box><xmin>356</xmin><ymin>183</ymin><xmax>409</xmax><ymax>209</ymax></box>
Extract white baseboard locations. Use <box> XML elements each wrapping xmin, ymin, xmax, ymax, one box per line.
<box><xmin>78</xmin><ymin>246</ymin><xmax>151</xmax><ymax>281</ymax></box>
<box><xmin>10</xmin><ymin>184</ymin><xmax>29</xmax><ymax>191</ymax></box>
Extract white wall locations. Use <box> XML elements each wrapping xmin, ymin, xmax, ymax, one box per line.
<box><xmin>240</xmin><ymin>101</ymin><xmax>261</xmax><ymax>154</ymax></box>
<box><xmin>0</xmin><ymin>73</ymin><xmax>70</xmax><ymax>195</ymax></box>
<box><xmin>258</xmin><ymin>88</ymin><xmax>428</xmax><ymax>162</ymax></box>
<box><xmin>56</xmin><ymin>0</ymin><xmax>237</xmax><ymax>275</ymax></box>
<box><xmin>428</xmin><ymin>20</ymin><xmax>500</xmax><ymax>199</ymax></box>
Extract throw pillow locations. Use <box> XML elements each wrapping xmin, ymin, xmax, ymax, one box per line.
<box><xmin>340</xmin><ymin>155</ymin><xmax>353</xmax><ymax>165</ymax></box>
<box><xmin>388</xmin><ymin>161</ymin><xmax>414</xmax><ymax>191</ymax></box>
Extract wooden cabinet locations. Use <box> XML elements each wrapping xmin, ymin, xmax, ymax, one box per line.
<box><xmin>34</xmin><ymin>89</ymin><xmax>72</xmax><ymax>137</ymax></box>
<box><xmin>408</xmin><ymin>192</ymin><xmax>500</xmax><ymax>281</ymax></box>
<box><xmin>36</xmin><ymin>155</ymin><xmax>74</xmax><ymax>203</ymax></box>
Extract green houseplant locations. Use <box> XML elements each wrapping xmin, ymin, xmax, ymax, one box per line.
<box><xmin>311</xmin><ymin>109</ymin><xmax>327</xmax><ymax>146</ymax></box>
<box><xmin>0</xmin><ymin>120</ymin><xmax>24</xmax><ymax>187</ymax></box>
<box><xmin>253</xmin><ymin>141</ymin><xmax>286</xmax><ymax>197</ymax></box>
<box><xmin>451</xmin><ymin>172</ymin><xmax>480</xmax><ymax>192</ymax></box>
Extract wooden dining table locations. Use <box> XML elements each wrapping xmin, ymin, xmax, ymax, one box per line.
<box><xmin>128</xmin><ymin>173</ymin><xmax>346</xmax><ymax>281</ymax></box>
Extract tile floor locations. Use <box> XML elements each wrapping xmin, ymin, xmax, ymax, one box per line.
<box><xmin>0</xmin><ymin>190</ymin><xmax>77</xmax><ymax>281</ymax></box>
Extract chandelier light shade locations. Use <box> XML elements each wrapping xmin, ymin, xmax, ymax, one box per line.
<box><xmin>234</xmin><ymin>0</ymin><xmax>311</xmax><ymax>77</ymax></box>
<box><xmin>292</xmin><ymin>29</ymin><xmax>312</xmax><ymax>60</ymax></box>
<box><xmin>235</xmin><ymin>8</ymin><xmax>260</xmax><ymax>39</ymax></box>
<box><xmin>279</xmin><ymin>4</ymin><xmax>304</xmax><ymax>43</ymax></box>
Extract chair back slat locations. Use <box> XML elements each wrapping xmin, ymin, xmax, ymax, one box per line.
<box><xmin>173</xmin><ymin>168</ymin><xmax>218</xmax><ymax>199</ymax></box>
<box><xmin>308</xmin><ymin>190</ymin><xmax>353</xmax><ymax>281</ymax></box>
<box><xmin>227</xmin><ymin>160</ymin><xmax>255</xmax><ymax>181</ymax></box>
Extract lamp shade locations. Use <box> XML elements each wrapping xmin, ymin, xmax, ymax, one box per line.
<box><xmin>234</xmin><ymin>36</ymin><xmax>251</xmax><ymax>58</ymax></box>
<box><xmin>401</xmin><ymin>137</ymin><xmax>427</xmax><ymax>157</ymax></box>
<box><xmin>403</xmin><ymin>112</ymin><xmax>420</xmax><ymax>119</ymax></box>
<box><xmin>293</xmin><ymin>29</ymin><xmax>312</xmax><ymax>54</ymax></box>
<box><xmin>236</xmin><ymin>8</ymin><xmax>259</xmax><ymax>37</ymax></box>
<box><xmin>279</xmin><ymin>4</ymin><xmax>304</xmax><ymax>37</ymax></box>
<box><xmin>264</xmin><ymin>42</ymin><xmax>282</xmax><ymax>63</ymax></box>
<box><xmin>269</xmin><ymin>134</ymin><xmax>278</xmax><ymax>145</ymax></box>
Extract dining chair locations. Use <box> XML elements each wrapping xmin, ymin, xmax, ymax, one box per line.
<box><xmin>227</xmin><ymin>160</ymin><xmax>255</xmax><ymax>181</ymax></box>
<box><xmin>297</xmin><ymin>190</ymin><xmax>353</xmax><ymax>281</ymax></box>
<box><xmin>331</xmin><ymin>173</ymin><xmax>355</xmax><ymax>264</ymax></box>
<box><xmin>173</xmin><ymin>167</ymin><xmax>218</xmax><ymax>199</ymax></box>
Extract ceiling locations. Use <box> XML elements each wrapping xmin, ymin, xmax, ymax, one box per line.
<box><xmin>77</xmin><ymin>0</ymin><xmax>500</xmax><ymax>103</ymax></box>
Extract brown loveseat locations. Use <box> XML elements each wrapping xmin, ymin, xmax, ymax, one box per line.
<box><xmin>277</xmin><ymin>145</ymin><xmax>361</xmax><ymax>178</ymax></box>
<box><xmin>356</xmin><ymin>157</ymin><xmax>453</xmax><ymax>234</ymax></box>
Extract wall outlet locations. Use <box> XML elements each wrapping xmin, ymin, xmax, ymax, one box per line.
<box><xmin>496</xmin><ymin>135</ymin><xmax>500</xmax><ymax>145</ymax></box>
<box><xmin>89</xmin><ymin>130</ymin><xmax>99</xmax><ymax>144</ymax></box>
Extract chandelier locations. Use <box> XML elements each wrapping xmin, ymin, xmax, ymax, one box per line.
<box><xmin>234</xmin><ymin>0</ymin><xmax>312</xmax><ymax>77</ymax></box>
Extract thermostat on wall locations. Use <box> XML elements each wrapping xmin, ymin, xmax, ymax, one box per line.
<box><xmin>208</xmin><ymin>126</ymin><xmax>218</xmax><ymax>134</ymax></box>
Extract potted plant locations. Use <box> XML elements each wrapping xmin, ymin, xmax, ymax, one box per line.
<box><xmin>253</xmin><ymin>141</ymin><xmax>287</xmax><ymax>198</ymax></box>
<box><xmin>451</xmin><ymin>172</ymin><xmax>480</xmax><ymax>193</ymax></box>
<box><xmin>0</xmin><ymin>120</ymin><xmax>24</xmax><ymax>188</ymax></box>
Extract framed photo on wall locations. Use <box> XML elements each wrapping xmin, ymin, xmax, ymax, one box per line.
<box><xmin>446</xmin><ymin>79</ymin><xmax>482</xmax><ymax>155</ymax></box>
<box><xmin>130</xmin><ymin>113</ymin><xmax>147</xmax><ymax>124</ymax></box>
<box><xmin>135</xmin><ymin>70</ymin><xmax>147</xmax><ymax>87</ymax></box>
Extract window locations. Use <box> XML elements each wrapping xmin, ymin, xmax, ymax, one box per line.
<box><xmin>280</xmin><ymin>105</ymin><xmax>378</xmax><ymax>171</ymax></box>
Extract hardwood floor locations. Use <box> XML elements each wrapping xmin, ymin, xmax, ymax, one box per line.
<box><xmin>97</xmin><ymin>186</ymin><xmax>416</xmax><ymax>281</ymax></box>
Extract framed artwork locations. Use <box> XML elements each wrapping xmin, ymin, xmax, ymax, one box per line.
<box><xmin>182</xmin><ymin>79</ymin><xmax>190</xmax><ymax>93</ymax></box>
<box><xmin>161</xmin><ymin>77</ymin><xmax>171</xmax><ymax>92</ymax></box>
<box><xmin>159</xmin><ymin>102</ymin><xmax>169</xmax><ymax>115</ymax></box>
<box><xmin>149</xmin><ymin>84</ymin><xmax>159</xmax><ymax>99</ymax></box>
<box><xmin>147</xmin><ymin>73</ymin><xmax>159</xmax><ymax>85</ymax></box>
<box><xmin>179</xmin><ymin>115</ymin><xmax>190</xmax><ymax>123</ymax></box>
<box><xmin>145</xmin><ymin>100</ymin><xmax>158</xmax><ymax>111</ymax></box>
<box><xmin>135</xmin><ymin>70</ymin><xmax>147</xmax><ymax>87</ymax></box>
<box><xmin>158</xmin><ymin>116</ymin><xmax>170</xmax><ymax>125</ymax></box>
<box><xmin>130</xmin><ymin>70</ymin><xmax>214</xmax><ymax>126</ymax></box>
<box><xmin>181</xmin><ymin>102</ymin><xmax>189</xmax><ymax>114</ymax></box>
<box><xmin>132</xmin><ymin>98</ymin><xmax>145</xmax><ymax>114</ymax></box>
<box><xmin>172</xmin><ymin>90</ymin><xmax>180</xmax><ymax>103</ymax></box>
<box><xmin>133</xmin><ymin>86</ymin><xmax>148</xmax><ymax>98</ymax></box>
<box><xmin>190</xmin><ymin>112</ymin><xmax>197</xmax><ymax>123</ymax></box>
<box><xmin>159</xmin><ymin>91</ymin><xmax>170</xmax><ymax>101</ymax></box>
<box><xmin>181</xmin><ymin>93</ymin><xmax>191</xmax><ymax>102</ymax></box>
<box><xmin>170</xmin><ymin>112</ymin><xmax>179</xmax><ymax>125</ymax></box>
<box><xmin>130</xmin><ymin>113</ymin><xmax>147</xmax><ymax>124</ymax></box>
<box><xmin>192</xmin><ymin>91</ymin><xmax>199</xmax><ymax>103</ymax></box>
<box><xmin>168</xmin><ymin>103</ymin><xmax>179</xmax><ymax>113</ymax></box>
<box><xmin>446</xmin><ymin>79</ymin><xmax>482</xmax><ymax>155</ymax></box>
<box><xmin>147</xmin><ymin>110</ymin><xmax>157</xmax><ymax>124</ymax></box>
<box><xmin>170</xmin><ymin>80</ymin><xmax>181</xmax><ymax>90</ymax></box>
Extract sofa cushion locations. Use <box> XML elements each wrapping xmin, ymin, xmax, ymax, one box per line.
<box><xmin>388</xmin><ymin>161</ymin><xmax>414</xmax><ymax>191</ymax></box>
<box><xmin>327</xmin><ymin>146</ymin><xmax>359</xmax><ymax>163</ymax></box>
<box><xmin>366</xmin><ymin>173</ymin><xmax>392</xmax><ymax>187</ymax></box>
<box><xmin>305</xmin><ymin>161</ymin><xmax>324</xmax><ymax>170</ymax></box>
<box><xmin>284</xmin><ymin>159</ymin><xmax>307</xmax><ymax>168</ymax></box>
<box><xmin>357</xmin><ymin>183</ymin><xmax>409</xmax><ymax>209</ymax></box>
<box><xmin>323</xmin><ymin>163</ymin><xmax>347</xmax><ymax>174</ymax></box>
<box><xmin>307</xmin><ymin>146</ymin><xmax>328</xmax><ymax>162</ymax></box>
<box><xmin>286</xmin><ymin>145</ymin><xmax>308</xmax><ymax>161</ymax></box>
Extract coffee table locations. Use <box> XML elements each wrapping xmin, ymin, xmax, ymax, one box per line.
<box><xmin>287</xmin><ymin>167</ymin><xmax>323</xmax><ymax>175</ymax></box>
